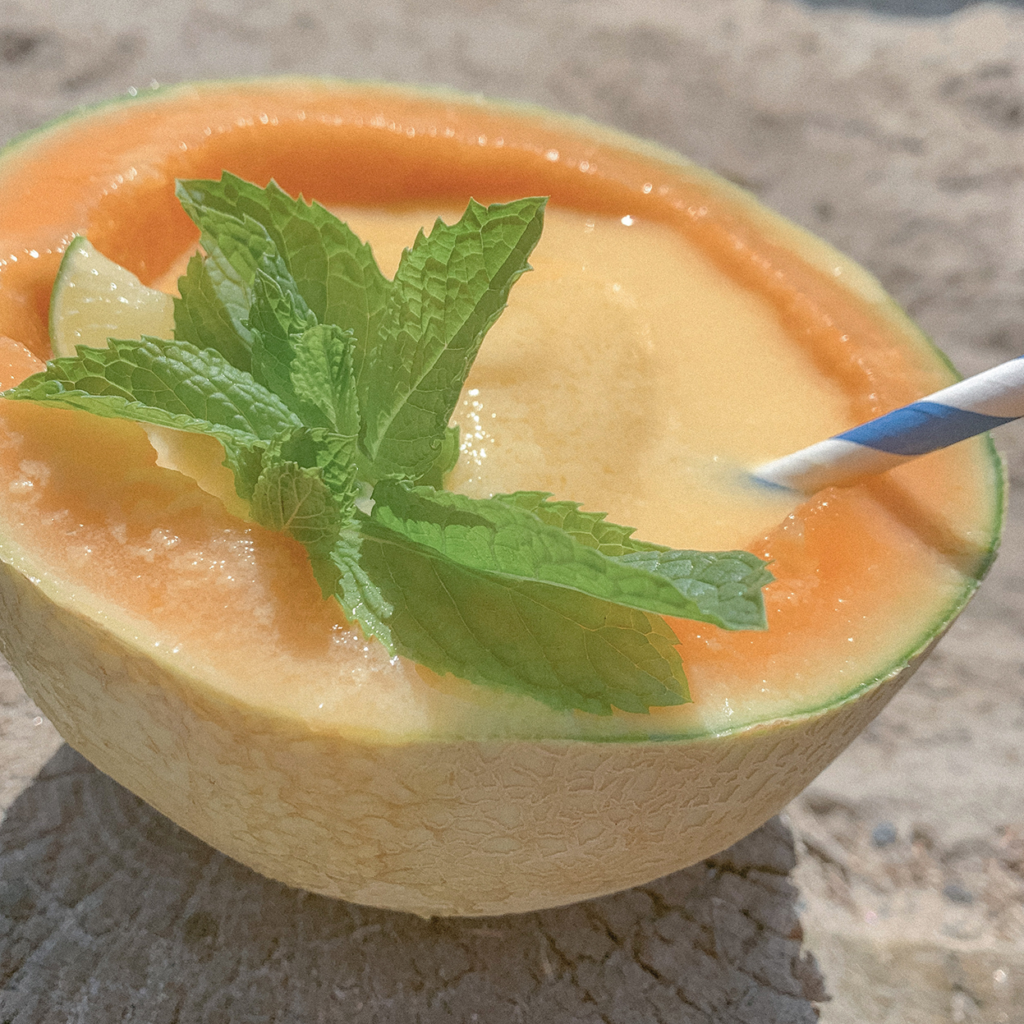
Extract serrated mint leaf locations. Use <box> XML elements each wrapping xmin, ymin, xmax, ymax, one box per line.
<box><xmin>291</xmin><ymin>323</ymin><xmax>360</xmax><ymax>440</ymax></box>
<box><xmin>251</xmin><ymin>451</ymin><xmax>345</xmax><ymax>598</ymax></box>
<box><xmin>174</xmin><ymin>252</ymin><xmax>255</xmax><ymax>373</ymax></box>
<box><xmin>4</xmin><ymin>336</ymin><xmax>305</xmax><ymax>503</ymax></box>
<box><xmin>491</xmin><ymin>491</ymin><xmax>661</xmax><ymax>556</ymax></box>
<box><xmin>330</xmin><ymin>528</ymin><xmax>395</xmax><ymax>652</ymax></box>
<box><xmin>177</xmin><ymin>173</ymin><xmax>388</xmax><ymax>389</ymax></box>
<box><xmin>362</xmin><ymin>197</ymin><xmax>546</xmax><ymax>482</ymax></box>
<box><xmin>492</xmin><ymin>491</ymin><xmax>772</xmax><ymax>629</ymax></box>
<box><xmin>613</xmin><ymin>548</ymin><xmax>773</xmax><ymax>631</ymax></box>
<box><xmin>246</xmin><ymin>265</ymin><xmax>321</xmax><ymax>420</ymax></box>
<box><xmin>370</xmin><ymin>480</ymin><xmax>767</xmax><ymax>630</ymax></box>
<box><xmin>173</xmin><ymin>195</ymin><xmax>293</xmax><ymax>373</ymax></box>
<box><xmin>246</xmin><ymin>264</ymin><xmax>361</xmax><ymax>441</ymax></box>
<box><xmin>9</xmin><ymin>337</ymin><xmax>282</xmax><ymax>461</ymax></box>
<box><xmin>7</xmin><ymin>336</ymin><xmax>299</xmax><ymax>437</ymax></box>
<box><xmin>176</xmin><ymin>186</ymin><xmax>290</xmax><ymax>284</ymax></box>
<box><xmin>358</xmin><ymin>518</ymin><xmax>688</xmax><ymax>715</ymax></box>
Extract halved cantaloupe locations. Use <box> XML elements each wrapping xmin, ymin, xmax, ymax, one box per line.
<box><xmin>0</xmin><ymin>80</ymin><xmax>1003</xmax><ymax>916</ymax></box>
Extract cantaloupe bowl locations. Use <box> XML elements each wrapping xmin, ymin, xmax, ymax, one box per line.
<box><xmin>0</xmin><ymin>79</ymin><xmax>1002</xmax><ymax>916</ymax></box>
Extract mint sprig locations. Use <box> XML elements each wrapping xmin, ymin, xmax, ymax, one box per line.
<box><xmin>7</xmin><ymin>177</ymin><xmax>774</xmax><ymax>715</ymax></box>
<box><xmin>362</xmin><ymin>197</ymin><xmax>545</xmax><ymax>483</ymax></box>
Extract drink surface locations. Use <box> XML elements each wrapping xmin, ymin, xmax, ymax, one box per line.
<box><xmin>337</xmin><ymin>205</ymin><xmax>828</xmax><ymax>552</ymax></box>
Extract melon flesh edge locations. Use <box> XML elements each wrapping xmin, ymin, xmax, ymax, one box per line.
<box><xmin>0</xmin><ymin>550</ymin><xmax>935</xmax><ymax>917</ymax></box>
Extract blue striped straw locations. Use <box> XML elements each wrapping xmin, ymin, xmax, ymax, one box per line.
<box><xmin>752</xmin><ymin>355</ymin><xmax>1024</xmax><ymax>493</ymax></box>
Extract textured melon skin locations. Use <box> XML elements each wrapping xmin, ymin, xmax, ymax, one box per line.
<box><xmin>0</xmin><ymin>80</ymin><xmax>1004</xmax><ymax>916</ymax></box>
<box><xmin>0</xmin><ymin>552</ymin><xmax>928</xmax><ymax>917</ymax></box>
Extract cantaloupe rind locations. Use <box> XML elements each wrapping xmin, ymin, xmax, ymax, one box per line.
<box><xmin>0</xmin><ymin>542</ymin><xmax>933</xmax><ymax>916</ymax></box>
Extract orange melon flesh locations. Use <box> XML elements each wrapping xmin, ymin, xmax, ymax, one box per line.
<box><xmin>0</xmin><ymin>81</ymin><xmax>1002</xmax><ymax>915</ymax></box>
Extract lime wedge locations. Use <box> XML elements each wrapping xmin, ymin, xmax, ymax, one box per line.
<box><xmin>49</xmin><ymin>237</ymin><xmax>248</xmax><ymax>518</ymax></box>
<box><xmin>49</xmin><ymin>236</ymin><xmax>175</xmax><ymax>355</ymax></box>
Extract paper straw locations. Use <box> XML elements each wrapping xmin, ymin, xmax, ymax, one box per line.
<box><xmin>752</xmin><ymin>355</ymin><xmax>1024</xmax><ymax>493</ymax></box>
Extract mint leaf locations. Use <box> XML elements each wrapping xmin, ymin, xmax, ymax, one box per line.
<box><xmin>370</xmin><ymin>480</ymin><xmax>767</xmax><ymax>630</ymax></box>
<box><xmin>173</xmin><ymin>202</ymin><xmax>292</xmax><ymax>373</ymax></box>
<box><xmin>6</xmin><ymin>337</ymin><xmax>298</xmax><ymax>438</ymax></box>
<box><xmin>362</xmin><ymin>197</ymin><xmax>546</xmax><ymax>482</ymax></box>
<box><xmin>613</xmin><ymin>549</ymin><xmax>772</xmax><ymax>631</ymax></box>
<box><xmin>177</xmin><ymin>173</ymin><xmax>388</xmax><ymax>389</ymax></box>
<box><xmin>4</xmin><ymin>337</ymin><xmax>304</xmax><ymax>498</ymax></box>
<box><xmin>246</xmin><ymin>427</ymin><xmax>362</xmax><ymax>602</ymax></box>
<box><xmin>416</xmin><ymin>424</ymin><xmax>461</xmax><ymax>490</ymax></box>
<box><xmin>174</xmin><ymin>253</ymin><xmax>254</xmax><ymax>374</ymax></box>
<box><xmin>176</xmin><ymin>187</ymin><xmax>290</xmax><ymax>286</ymax></box>
<box><xmin>251</xmin><ymin>450</ymin><xmax>345</xmax><ymax>598</ymax></box>
<box><xmin>358</xmin><ymin>518</ymin><xmax>688</xmax><ymax>715</ymax></box>
<box><xmin>247</xmin><ymin>265</ymin><xmax>360</xmax><ymax>440</ymax></box>
<box><xmin>330</xmin><ymin>528</ymin><xmax>395</xmax><ymax>652</ymax></box>
<box><xmin>252</xmin><ymin>458</ymin><xmax>341</xmax><ymax>551</ymax></box>
<box><xmin>493</xmin><ymin>491</ymin><xmax>772</xmax><ymax>630</ymax></box>
<box><xmin>246</xmin><ymin>265</ymin><xmax>319</xmax><ymax>418</ymax></box>
<box><xmin>491</xmin><ymin>491</ymin><xmax>660</xmax><ymax>556</ymax></box>
<box><xmin>291</xmin><ymin>322</ymin><xmax>360</xmax><ymax>440</ymax></box>
<box><xmin>268</xmin><ymin>426</ymin><xmax>360</xmax><ymax>517</ymax></box>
